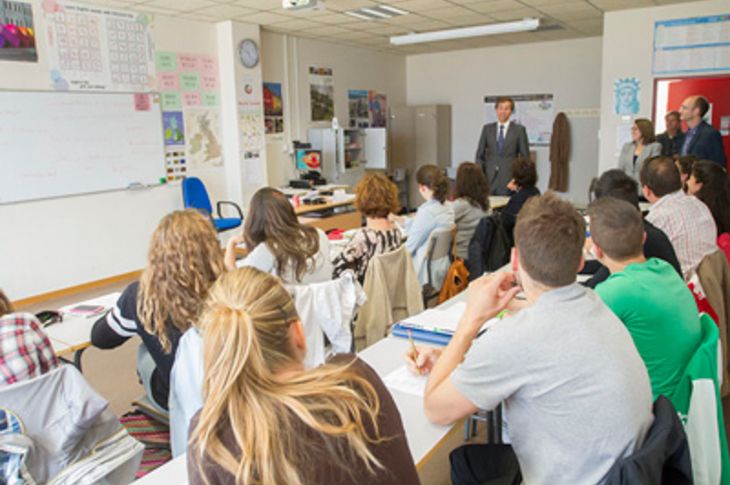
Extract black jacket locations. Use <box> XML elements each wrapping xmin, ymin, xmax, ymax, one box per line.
<box><xmin>604</xmin><ymin>396</ymin><xmax>692</xmax><ymax>484</ymax></box>
<box><xmin>466</xmin><ymin>213</ymin><xmax>511</xmax><ymax>281</ymax></box>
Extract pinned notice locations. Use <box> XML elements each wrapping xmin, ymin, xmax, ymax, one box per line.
<box><xmin>134</xmin><ymin>93</ymin><xmax>151</xmax><ymax>111</ymax></box>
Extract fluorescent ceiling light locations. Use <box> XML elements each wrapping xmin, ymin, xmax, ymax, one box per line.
<box><xmin>345</xmin><ymin>5</ymin><xmax>409</xmax><ymax>21</ymax></box>
<box><xmin>377</xmin><ymin>4</ymin><xmax>408</xmax><ymax>16</ymax></box>
<box><xmin>390</xmin><ymin>18</ymin><xmax>540</xmax><ymax>45</ymax></box>
<box><xmin>360</xmin><ymin>7</ymin><xmax>391</xmax><ymax>18</ymax></box>
<box><xmin>344</xmin><ymin>10</ymin><xmax>375</xmax><ymax>21</ymax></box>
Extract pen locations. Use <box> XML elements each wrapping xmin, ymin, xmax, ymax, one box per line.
<box><xmin>407</xmin><ymin>329</ymin><xmax>418</xmax><ymax>362</ymax></box>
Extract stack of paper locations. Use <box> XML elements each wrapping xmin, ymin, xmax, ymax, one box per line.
<box><xmin>60</xmin><ymin>292</ymin><xmax>121</xmax><ymax>318</ymax></box>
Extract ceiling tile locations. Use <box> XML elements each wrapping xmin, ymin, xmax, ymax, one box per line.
<box><xmin>489</xmin><ymin>7</ymin><xmax>541</xmax><ymax>21</ymax></box>
<box><xmin>441</xmin><ymin>14</ymin><xmax>495</xmax><ymax>26</ymax></box>
<box><xmin>236</xmin><ymin>11</ymin><xmax>291</xmax><ymax>24</ymax></box>
<box><xmin>266</xmin><ymin>18</ymin><xmax>321</xmax><ymax>30</ymax></box>
<box><xmin>229</xmin><ymin>0</ymin><xmax>282</xmax><ymax>9</ymax></box>
<box><xmin>312</xmin><ymin>13</ymin><xmax>363</xmax><ymax>25</ymax></box>
<box><xmin>570</xmin><ymin>18</ymin><xmax>604</xmax><ymax>35</ymax></box>
<box><xmin>323</xmin><ymin>0</ymin><xmax>378</xmax><ymax>11</ymax></box>
<box><xmin>140</xmin><ymin>0</ymin><xmax>217</xmax><ymax>11</ymax></box>
<box><xmin>188</xmin><ymin>4</ymin><xmax>257</xmax><ymax>20</ymax></box>
<box><xmin>589</xmin><ymin>0</ymin><xmax>654</xmax><ymax>10</ymax></box>
<box><xmin>537</xmin><ymin>2</ymin><xmax>602</xmax><ymax>21</ymax></box>
<box><xmin>419</xmin><ymin>5</ymin><xmax>478</xmax><ymax>19</ymax></box>
<box><xmin>392</xmin><ymin>0</ymin><xmax>453</xmax><ymax>11</ymax></box>
<box><xmin>466</xmin><ymin>1</ymin><xmax>527</xmax><ymax>14</ymax></box>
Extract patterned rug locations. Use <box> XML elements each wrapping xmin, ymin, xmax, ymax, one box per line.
<box><xmin>120</xmin><ymin>411</ymin><xmax>172</xmax><ymax>478</ymax></box>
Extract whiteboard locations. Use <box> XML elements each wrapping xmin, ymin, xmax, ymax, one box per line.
<box><xmin>0</xmin><ymin>91</ymin><xmax>165</xmax><ymax>204</ymax></box>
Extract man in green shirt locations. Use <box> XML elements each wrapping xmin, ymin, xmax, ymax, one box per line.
<box><xmin>588</xmin><ymin>197</ymin><xmax>702</xmax><ymax>401</ymax></box>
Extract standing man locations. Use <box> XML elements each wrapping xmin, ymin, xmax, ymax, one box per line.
<box><xmin>679</xmin><ymin>95</ymin><xmax>727</xmax><ymax>166</ymax></box>
<box><xmin>475</xmin><ymin>97</ymin><xmax>530</xmax><ymax>195</ymax></box>
<box><xmin>656</xmin><ymin>110</ymin><xmax>685</xmax><ymax>157</ymax></box>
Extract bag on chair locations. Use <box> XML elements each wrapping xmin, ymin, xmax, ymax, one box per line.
<box><xmin>439</xmin><ymin>228</ymin><xmax>469</xmax><ymax>304</ymax></box>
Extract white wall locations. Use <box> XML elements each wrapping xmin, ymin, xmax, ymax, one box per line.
<box><xmin>261</xmin><ymin>31</ymin><xmax>407</xmax><ymax>187</ymax></box>
<box><xmin>598</xmin><ymin>0</ymin><xmax>730</xmax><ymax>174</ymax></box>
<box><xmin>406</xmin><ymin>37</ymin><xmax>603</xmax><ymax>203</ymax></box>
<box><xmin>0</xmin><ymin>6</ymin><xmax>223</xmax><ymax>300</ymax></box>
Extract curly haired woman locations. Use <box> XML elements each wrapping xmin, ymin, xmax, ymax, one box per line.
<box><xmin>91</xmin><ymin>209</ymin><xmax>225</xmax><ymax>412</ymax></box>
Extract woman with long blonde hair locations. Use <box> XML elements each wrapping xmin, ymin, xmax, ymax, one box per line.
<box><xmin>188</xmin><ymin>267</ymin><xmax>419</xmax><ymax>485</ymax></box>
<box><xmin>224</xmin><ymin>187</ymin><xmax>332</xmax><ymax>284</ymax></box>
<box><xmin>91</xmin><ymin>209</ymin><xmax>224</xmax><ymax>411</ymax></box>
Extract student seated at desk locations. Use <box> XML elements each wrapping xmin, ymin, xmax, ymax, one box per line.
<box><xmin>224</xmin><ymin>187</ymin><xmax>332</xmax><ymax>284</ymax></box>
<box><xmin>501</xmin><ymin>157</ymin><xmax>540</xmax><ymax>242</ymax></box>
<box><xmin>687</xmin><ymin>159</ymin><xmax>730</xmax><ymax>236</ymax></box>
<box><xmin>588</xmin><ymin>197</ymin><xmax>702</xmax><ymax>402</ymax></box>
<box><xmin>91</xmin><ymin>210</ymin><xmax>225</xmax><ymax>412</ymax></box>
<box><xmin>390</xmin><ymin>164</ymin><xmax>454</xmax><ymax>286</ymax></box>
<box><xmin>332</xmin><ymin>173</ymin><xmax>402</xmax><ymax>283</ymax></box>
<box><xmin>582</xmin><ymin>169</ymin><xmax>681</xmax><ymax>288</ymax></box>
<box><xmin>187</xmin><ymin>267</ymin><xmax>419</xmax><ymax>485</ymax></box>
<box><xmin>0</xmin><ymin>289</ymin><xmax>59</xmax><ymax>386</ymax></box>
<box><xmin>641</xmin><ymin>156</ymin><xmax>716</xmax><ymax>279</ymax></box>
<box><xmin>407</xmin><ymin>193</ymin><xmax>653</xmax><ymax>485</ymax></box>
<box><xmin>451</xmin><ymin>162</ymin><xmax>489</xmax><ymax>261</ymax></box>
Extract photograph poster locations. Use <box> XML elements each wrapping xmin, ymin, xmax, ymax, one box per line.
<box><xmin>309</xmin><ymin>66</ymin><xmax>334</xmax><ymax>122</ymax></box>
<box><xmin>369</xmin><ymin>90</ymin><xmax>387</xmax><ymax>128</ymax></box>
<box><xmin>348</xmin><ymin>89</ymin><xmax>369</xmax><ymax>128</ymax></box>
<box><xmin>263</xmin><ymin>82</ymin><xmax>284</xmax><ymax>135</ymax></box>
<box><xmin>0</xmin><ymin>0</ymin><xmax>37</xmax><ymax>62</ymax></box>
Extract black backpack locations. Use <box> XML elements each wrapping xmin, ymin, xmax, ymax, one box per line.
<box><xmin>466</xmin><ymin>213</ymin><xmax>511</xmax><ymax>281</ymax></box>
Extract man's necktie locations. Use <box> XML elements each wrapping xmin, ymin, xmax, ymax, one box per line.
<box><xmin>497</xmin><ymin>124</ymin><xmax>505</xmax><ymax>154</ymax></box>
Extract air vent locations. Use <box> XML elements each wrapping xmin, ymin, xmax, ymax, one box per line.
<box><xmin>344</xmin><ymin>4</ymin><xmax>409</xmax><ymax>21</ymax></box>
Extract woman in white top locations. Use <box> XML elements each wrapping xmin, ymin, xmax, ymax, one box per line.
<box><xmin>225</xmin><ymin>187</ymin><xmax>332</xmax><ymax>285</ymax></box>
<box><xmin>618</xmin><ymin>118</ymin><xmax>662</xmax><ymax>186</ymax></box>
<box><xmin>391</xmin><ymin>164</ymin><xmax>454</xmax><ymax>287</ymax></box>
<box><xmin>451</xmin><ymin>162</ymin><xmax>490</xmax><ymax>261</ymax></box>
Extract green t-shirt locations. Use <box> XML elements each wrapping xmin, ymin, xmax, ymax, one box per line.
<box><xmin>595</xmin><ymin>258</ymin><xmax>702</xmax><ymax>400</ymax></box>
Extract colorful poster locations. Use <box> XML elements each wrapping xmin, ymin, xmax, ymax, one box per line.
<box><xmin>484</xmin><ymin>94</ymin><xmax>555</xmax><ymax>146</ymax></box>
<box><xmin>164</xmin><ymin>146</ymin><xmax>187</xmax><ymax>182</ymax></box>
<box><xmin>185</xmin><ymin>108</ymin><xmax>222</xmax><ymax>168</ymax></box>
<box><xmin>44</xmin><ymin>1</ymin><xmax>154</xmax><ymax>91</ymax></box>
<box><xmin>309</xmin><ymin>66</ymin><xmax>334</xmax><ymax>122</ymax></box>
<box><xmin>0</xmin><ymin>1</ymin><xmax>37</xmax><ymax>62</ymax></box>
<box><xmin>348</xmin><ymin>89</ymin><xmax>369</xmax><ymax>128</ymax></box>
<box><xmin>368</xmin><ymin>91</ymin><xmax>387</xmax><ymax>128</ymax></box>
<box><xmin>155</xmin><ymin>51</ymin><xmax>219</xmax><ymax>107</ymax></box>
<box><xmin>163</xmin><ymin>111</ymin><xmax>184</xmax><ymax>146</ymax></box>
<box><xmin>263</xmin><ymin>82</ymin><xmax>283</xmax><ymax>135</ymax></box>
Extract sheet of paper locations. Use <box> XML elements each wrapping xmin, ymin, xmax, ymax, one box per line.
<box><xmin>383</xmin><ymin>365</ymin><xmax>428</xmax><ymax>397</ymax></box>
<box><xmin>60</xmin><ymin>292</ymin><xmax>121</xmax><ymax>315</ymax></box>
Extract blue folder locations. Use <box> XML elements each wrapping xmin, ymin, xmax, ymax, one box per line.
<box><xmin>391</xmin><ymin>323</ymin><xmax>451</xmax><ymax>346</ymax></box>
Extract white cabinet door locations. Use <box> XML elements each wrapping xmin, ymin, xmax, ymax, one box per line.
<box><xmin>363</xmin><ymin>128</ymin><xmax>387</xmax><ymax>169</ymax></box>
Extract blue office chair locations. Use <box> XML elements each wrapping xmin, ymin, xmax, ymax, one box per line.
<box><xmin>182</xmin><ymin>177</ymin><xmax>243</xmax><ymax>232</ymax></box>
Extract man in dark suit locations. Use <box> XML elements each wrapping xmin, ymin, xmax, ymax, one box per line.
<box><xmin>656</xmin><ymin>110</ymin><xmax>685</xmax><ymax>157</ymax></box>
<box><xmin>475</xmin><ymin>97</ymin><xmax>530</xmax><ymax>195</ymax></box>
<box><xmin>679</xmin><ymin>95</ymin><xmax>727</xmax><ymax>166</ymax></box>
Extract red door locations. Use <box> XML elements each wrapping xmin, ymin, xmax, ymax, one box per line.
<box><xmin>657</xmin><ymin>75</ymin><xmax>730</xmax><ymax>167</ymax></box>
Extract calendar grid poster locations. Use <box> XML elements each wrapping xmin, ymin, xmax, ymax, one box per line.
<box><xmin>43</xmin><ymin>0</ymin><xmax>154</xmax><ymax>91</ymax></box>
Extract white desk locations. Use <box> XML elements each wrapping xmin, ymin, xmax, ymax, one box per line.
<box><xmin>44</xmin><ymin>292</ymin><xmax>120</xmax><ymax>369</ymax></box>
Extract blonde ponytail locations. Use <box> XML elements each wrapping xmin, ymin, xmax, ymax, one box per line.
<box><xmin>191</xmin><ymin>267</ymin><xmax>385</xmax><ymax>485</ymax></box>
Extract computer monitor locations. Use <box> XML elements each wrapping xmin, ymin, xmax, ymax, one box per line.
<box><xmin>295</xmin><ymin>149</ymin><xmax>322</xmax><ymax>172</ymax></box>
